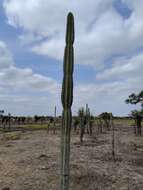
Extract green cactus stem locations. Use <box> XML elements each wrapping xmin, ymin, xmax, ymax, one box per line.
<box><xmin>78</xmin><ymin>108</ymin><xmax>85</xmax><ymax>143</ymax></box>
<box><xmin>60</xmin><ymin>12</ymin><xmax>74</xmax><ymax>190</ymax></box>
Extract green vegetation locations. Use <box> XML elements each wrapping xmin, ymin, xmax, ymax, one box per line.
<box><xmin>99</xmin><ymin>112</ymin><xmax>112</xmax><ymax>130</ymax></box>
<box><xmin>113</xmin><ymin>118</ymin><xmax>134</xmax><ymax>126</ymax></box>
<box><xmin>125</xmin><ymin>91</ymin><xmax>143</xmax><ymax>107</ymax></box>
<box><xmin>24</xmin><ymin>124</ymin><xmax>48</xmax><ymax>130</ymax></box>
<box><xmin>2</xmin><ymin>132</ymin><xmax>21</xmax><ymax>141</ymax></box>
<box><xmin>125</xmin><ymin>90</ymin><xmax>143</xmax><ymax>135</ymax></box>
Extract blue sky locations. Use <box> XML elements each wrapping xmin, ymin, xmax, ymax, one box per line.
<box><xmin>0</xmin><ymin>0</ymin><xmax>143</xmax><ymax>116</ymax></box>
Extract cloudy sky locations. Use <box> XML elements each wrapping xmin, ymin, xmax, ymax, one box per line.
<box><xmin>0</xmin><ymin>0</ymin><xmax>143</xmax><ymax>116</ymax></box>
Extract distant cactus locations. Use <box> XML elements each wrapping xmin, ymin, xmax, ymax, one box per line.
<box><xmin>73</xmin><ymin>117</ymin><xmax>79</xmax><ymax>132</ymax></box>
<box><xmin>60</xmin><ymin>12</ymin><xmax>74</xmax><ymax>190</ymax></box>
<box><xmin>53</xmin><ymin>106</ymin><xmax>57</xmax><ymax>134</ymax></box>
<box><xmin>85</xmin><ymin>104</ymin><xmax>89</xmax><ymax>134</ymax></box>
<box><xmin>97</xmin><ymin>118</ymin><xmax>103</xmax><ymax>133</ymax></box>
<box><xmin>8</xmin><ymin>113</ymin><xmax>11</xmax><ymax>129</ymax></box>
<box><xmin>78</xmin><ymin>108</ymin><xmax>85</xmax><ymax>143</ymax></box>
<box><xmin>110</xmin><ymin>113</ymin><xmax>115</xmax><ymax>161</ymax></box>
<box><xmin>85</xmin><ymin>104</ymin><xmax>92</xmax><ymax>135</ymax></box>
<box><xmin>54</xmin><ymin>106</ymin><xmax>57</xmax><ymax>118</ymax></box>
<box><xmin>88</xmin><ymin>109</ymin><xmax>93</xmax><ymax>136</ymax></box>
<box><xmin>99</xmin><ymin>112</ymin><xmax>111</xmax><ymax>130</ymax></box>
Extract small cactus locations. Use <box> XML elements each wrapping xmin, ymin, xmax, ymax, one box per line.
<box><xmin>85</xmin><ymin>104</ymin><xmax>89</xmax><ymax>134</ymax></box>
<box><xmin>85</xmin><ymin>104</ymin><xmax>92</xmax><ymax>135</ymax></box>
<box><xmin>78</xmin><ymin>108</ymin><xmax>85</xmax><ymax>143</ymax></box>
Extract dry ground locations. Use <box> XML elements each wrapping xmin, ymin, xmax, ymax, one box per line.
<box><xmin>0</xmin><ymin>124</ymin><xmax>143</xmax><ymax>190</ymax></box>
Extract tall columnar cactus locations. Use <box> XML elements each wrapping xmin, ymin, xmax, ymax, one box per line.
<box><xmin>61</xmin><ymin>12</ymin><xmax>74</xmax><ymax>190</ymax></box>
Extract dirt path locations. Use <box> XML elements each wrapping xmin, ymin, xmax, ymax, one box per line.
<box><xmin>0</xmin><ymin>125</ymin><xmax>143</xmax><ymax>190</ymax></box>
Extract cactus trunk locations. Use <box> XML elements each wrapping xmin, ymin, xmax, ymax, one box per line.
<box><xmin>60</xmin><ymin>12</ymin><xmax>74</xmax><ymax>190</ymax></box>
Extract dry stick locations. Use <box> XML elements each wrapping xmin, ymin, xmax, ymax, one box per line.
<box><xmin>60</xmin><ymin>12</ymin><xmax>74</xmax><ymax>190</ymax></box>
<box><xmin>53</xmin><ymin>106</ymin><xmax>57</xmax><ymax>134</ymax></box>
<box><xmin>85</xmin><ymin>104</ymin><xmax>89</xmax><ymax>134</ymax></box>
<box><xmin>88</xmin><ymin>108</ymin><xmax>92</xmax><ymax>136</ymax></box>
<box><xmin>8</xmin><ymin>113</ymin><xmax>11</xmax><ymax>130</ymax></box>
<box><xmin>111</xmin><ymin>115</ymin><xmax>115</xmax><ymax>161</ymax></box>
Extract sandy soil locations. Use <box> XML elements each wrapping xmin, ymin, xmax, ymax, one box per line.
<box><xmin>0</xmin><ymin>124</ymin><xmax>143</xmax><ymax>190</ymax></box>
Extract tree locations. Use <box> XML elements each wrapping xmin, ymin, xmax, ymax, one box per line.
<box><xmin>125</xmin><ymin>91</ymin><xmax>143</xmax><ymax>107</ymax></box>
<box><xmin>34</xmin><ymin>115</ymin><xmax>39</xmax><ymax>123</ymax></box>
<box><xmin>99</xmin><ymin>112</ymin><xmax>112</xmax><ymax>130</ymax></box>
<box><xmin>125</xmin><ymin>90</ymin><xmax>143</xmax><ymax>136</ymax></box>
<box><xmin>130</xmin><ymin>110</ymin><xmax>142</xmax><ymax>135</ymax></box>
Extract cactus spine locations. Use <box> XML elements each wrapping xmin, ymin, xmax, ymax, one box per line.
<box><xmin>61</xmin><ymin>12</ymin><xmax>74</xmax><ymax>190</ymax></box>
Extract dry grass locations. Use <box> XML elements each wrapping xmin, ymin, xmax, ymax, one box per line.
<box><xmin>0</xmin><ymin>123</ymin><xmax>143</xmax><ymax>190</ymax></box>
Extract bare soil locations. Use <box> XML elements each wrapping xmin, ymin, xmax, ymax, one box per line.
<box><xmin>0</xmin><ymin>124</ymin><xmax>143</xmax><ymax>190</ymax></box>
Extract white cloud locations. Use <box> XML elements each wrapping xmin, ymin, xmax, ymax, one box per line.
<box><xmin>0</xmin><ymin>40</ymin><xmax>142</xmax><ymax>116</ymax></box>
<box><xmin>0</xmin><ymin>41</ymin><xmax>14</xmax><ymax>69</ymax></box>
<box><xmin>18</xmin><ymin>33</ymin><xmax>43</xmax><ymax>45</ymax></box>
<box><xmin>0</xmin><ymin>40</ymin><xmax>61</xmax><ymax>115</ymax></box>
<box><xmin>96</xmin><ymin>53</ymin><xmax>143</xmax><ymax>80</ymax></box>
<box><xmin>0</xmin><ymin>93</ymin><xmax>61</xmax><ymax>116</ymax></box>
<box><xmin>3</xmin><ymin>0</ymin><xmax>143</xmax><ymax>68</ymax></box>
<box><xmin>1</xmin><ymin>0</ymin><xmax>143</xmax><ymax>116</ymax></box>
<box><xmin>79</xmin><ymin>53</ymin><xmax>143</xmax><ymax>115</ymax></box>
<box><xmin>0</xmin><ymin>40</ymin><xmax>59</xmax><ymax>93</ymax></box>
<box><xmin>73</xmin><ymin>76</ymin><xmax>142</xmax><ymax>116</ymax></box>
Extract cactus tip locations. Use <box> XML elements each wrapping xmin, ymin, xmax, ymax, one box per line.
<box><xmin>67</xmin><ymin>12</ymin><xmax>74</xmax><ymax>20</ymax></box>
